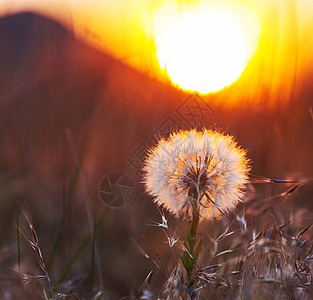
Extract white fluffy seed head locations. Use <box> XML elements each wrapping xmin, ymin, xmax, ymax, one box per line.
<box><xmin>143</xmin><ymin>129</ymin><xmax>250</xmax><ymax>221</ymax></box>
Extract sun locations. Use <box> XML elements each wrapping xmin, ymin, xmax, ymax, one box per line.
<box><xmin>150</xmin><ymin>1</ymin><xmax>261</xmax><ymax>94</ymax></box>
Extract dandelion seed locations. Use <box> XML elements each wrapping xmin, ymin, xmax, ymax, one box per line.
<box><xmin>143</xmin><ymin>129</ymin><xmax>250</xmax><ymax>220</ymax></box>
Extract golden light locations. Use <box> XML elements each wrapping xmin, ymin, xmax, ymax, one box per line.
<box><xmin>149</xmin><ymin>1</ymin><xmax>262</xmax><ymax>94</ymax></box>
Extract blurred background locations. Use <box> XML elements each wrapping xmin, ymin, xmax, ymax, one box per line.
<box><xmin>0</xmin><ymin>0</ymin><xmax>313</xmax><ymax>298</ymax></box>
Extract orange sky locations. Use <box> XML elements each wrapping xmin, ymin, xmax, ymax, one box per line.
<box><xmin>1</xmin><ymin>0</ymin><xmax>313</xmax><ymax>101</ymax></box>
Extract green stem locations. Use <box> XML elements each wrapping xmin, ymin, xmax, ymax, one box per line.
<box><xmin>181</xmin><ymin>198</ymin><xmax>201</xmax><ymax>299</ymax></box>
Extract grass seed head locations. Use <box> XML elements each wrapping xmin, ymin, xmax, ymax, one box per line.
<box><xmin>161</xmin><ymin>264</ymin><xmax>187</xmax><ymax>300</ymax></box>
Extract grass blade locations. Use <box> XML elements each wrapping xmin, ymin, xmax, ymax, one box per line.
<box><xmin>47</xmin><ymin>146</ymin><xmax>85</xmax><ymax>271</ymax></box>
<box><xmin>16</xmin><ymin>210</ymin><xmax>20</xmax><ymax>268</ymax></box>
<box><xmin>53</xmin><ymin>195</ymin><xmax>117</xmax><ymax>290</ymax></box>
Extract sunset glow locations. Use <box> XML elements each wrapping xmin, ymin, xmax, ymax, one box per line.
<box><xmin>2</xmin><ymin>0</ymin><xmax>313</xmax><ymax>104</ymax></box>
<box><xmin>149</xmin><ymin>2</ymin><xmax>262</xmax><ymax>93</ymax></box>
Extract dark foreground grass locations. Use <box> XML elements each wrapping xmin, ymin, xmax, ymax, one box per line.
<box><xmin>2</xmin><ymin>178</ymin><xmax>312</xmax><ymax>299</ymax></box>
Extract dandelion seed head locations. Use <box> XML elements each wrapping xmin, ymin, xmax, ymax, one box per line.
<box><xmin>143</xmin><ymin>129</ymin><xmax>250</xmax><ymax>220</ymax></box>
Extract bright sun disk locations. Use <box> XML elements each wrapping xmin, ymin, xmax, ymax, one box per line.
<box><xmin>150</xmin><ymin>2</ymin><xmax>261</xmax><ymax>94</ymax></box>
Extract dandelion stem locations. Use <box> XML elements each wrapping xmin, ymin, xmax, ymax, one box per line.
<box><xmin>181</xmin><ymin>198</ymin><xmax>201</xmax><ymax>299</ymax></box>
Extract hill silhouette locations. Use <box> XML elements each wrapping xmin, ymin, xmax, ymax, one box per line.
<box><xmin>0</xmin><ymin>12</ymin><xmax>185</xmax><ymax>179</ymax></box>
